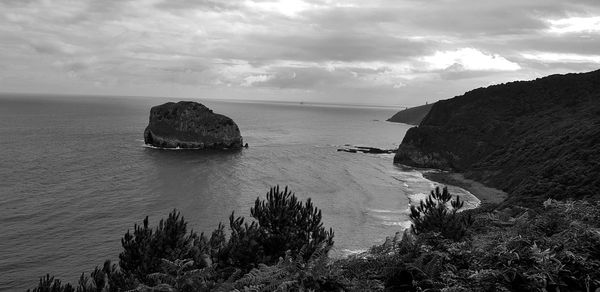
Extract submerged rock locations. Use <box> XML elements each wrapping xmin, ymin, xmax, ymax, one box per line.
<box><xmin>144</xmin><ymin>101</ymin><xmax>243</xmax><ymax>149</ymax></box>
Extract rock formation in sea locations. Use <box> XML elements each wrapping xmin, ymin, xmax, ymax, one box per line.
<box><xmin>394</xmin><ymin>69</ymin><xmax>600</xmax><ymax>205</ymax></box>
<box><xmin>387</xmin><ymin>103</ymin><xmax>434</xmax><ymax>125</ymax></box>
<box><xmin>337</xmin><ymin>145</ymin><xmax>396</xmax><ymax>154</ymax></box>
<box><xmin>144</xmin><ymin>101</ymin><xmax>243</xmax><ymax>149</ymax></box>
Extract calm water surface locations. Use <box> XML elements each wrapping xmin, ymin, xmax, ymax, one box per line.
<box><xmin>0</xmin><ymin>94</ymin><xmax>478</xmax><ymax>291</ymax></box>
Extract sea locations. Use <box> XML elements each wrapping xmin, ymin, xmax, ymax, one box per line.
<box><xmin>0</xmin><ymin>93</ymin><xmax>479</xmax><ymax>291</ymax></box>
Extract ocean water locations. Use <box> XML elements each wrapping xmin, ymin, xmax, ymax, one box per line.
<box><xmin>0</xmin><ymin>94</ymin><xmax>479</xmax><ymax>291</ymax></box>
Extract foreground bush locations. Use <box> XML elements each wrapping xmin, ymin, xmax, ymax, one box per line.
<box><xmin>251</xmin><ymin>186</ymin><xmax>334</xmax><ymax>263</ymax></box>
<box><xmin>219</xmin><ymin>186</ymin><xmax>334</xmax><ymax>270</ymax></box>
<box><xmin>336</xmin><ymin>199</ymin><xmax>600</xmax><ymax>291</ymax></box>
<box><xmin>29</xmin><ymin>186</ymin><xmax>335</xmax><ymax>291</ymax></box>
<box><xmin>29</xmin><ymin>187</ymin><xmax>600</xmax><ymax>291</ymax></box>
<box><xmin>409</xmin><ymin>186</ymin><xmax>473</xmax><ymax>241</ymax></box>
<box><xmin>120</xmin><ymin>211</ymin><xmax>207</xmax><ymax>286</ymax></box>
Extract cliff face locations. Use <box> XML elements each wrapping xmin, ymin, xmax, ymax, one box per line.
<box><xmin>387</xmin><ymin>103</ymin><xmax>434</xmax><ymax>125</ymax></box>
<box><xmin>144</xmin><ymin>101</ymin><xmax>243</xmax><ymax>149</ymax></box>
<box><xmin>395</xmin><ymin>70</ymin><xmax>600</xmax><ymax>204</ymax></box>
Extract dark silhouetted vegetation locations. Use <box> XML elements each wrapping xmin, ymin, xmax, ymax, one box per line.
<box><xmin>251</xmin><ymin>186</ymin><xmax>334</xmax><ymax>263</ymax></box>
<box><xmin>29</xmin><ymin>185</ymin><xmax>600</xmax><ymax>291</ymax></box>
<box><xmin>336</xmin><ymin>198</ymin><xmax>600</xmax><ymax>291</ymax></box>
<box><xmin>28</xmin><ymin>185</ymin><xmax>335</xmax><ymax>292</ymax></box>
<box><xmin>119</xmin><ymin>211</ymin><xmax>204</xmax><ymax>286</ymax></box>
<box><xmin>409</xmin><ymin>186</ymin><xmax>473</xmax><ymax>241</ymax></box>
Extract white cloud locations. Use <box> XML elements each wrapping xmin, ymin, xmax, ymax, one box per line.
<box><xmin>421</xmin><ymin>48</ymin><xmax>521</xmax><ymax>72</ymax></box>
<box><xmin>242</xmin><ymin>74</ymin><xmax>273</xmax><ymax>86</ymax></box>
<box><xmin>547</xmin><ymin>16</ymin><xmax>600</xmax><ymax>34</ymax></box>
<box><xmin>244</xmin><ymin>0</ymin><xmax>316</xmax><ymax>17</ymax></box>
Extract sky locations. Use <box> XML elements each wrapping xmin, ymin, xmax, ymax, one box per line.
<box><xmin>1</xmin><ymin>0</ymin><xmax>599</xmax><ymax>106</ymax></box>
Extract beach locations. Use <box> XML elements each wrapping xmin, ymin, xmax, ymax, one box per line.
<box><xmin>424</xmin><ymin>171</ymin><xmax>508</xmax><ymax>205</ymax></box>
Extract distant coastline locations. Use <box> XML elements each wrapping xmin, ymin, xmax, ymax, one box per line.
<box><xmin>387</xmin><ymin>103</ymin><xmax>434</xmax><ymax>125</ymax></box>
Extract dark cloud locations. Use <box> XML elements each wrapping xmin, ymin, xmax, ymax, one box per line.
<box><xmin>155</xmin><ymin>0</ymin><xmax>242</xmax><ymax>12</ymax></box>
<box><xmin>0</xmin><ymin>0</ymin><xmax>39</xmax><ymax>7</ymax></box>
<box><xmin>211</xmin><ymin>32</ymin><xmax>432</xmax><ymax>63</ymax></box>
<box><xmin>30</xmin><ymin>42</ymin><xmax>67</xmax><ymax>55</ymax></box>
<box><xmin>509</xmin><ymin>35</ymin><xmax>600</xmax><ymax>55</ymax></box>
<box><xmin>254</xmin><ymin>67</ymin><xmax>354</xmax><ymax>89</ymax></box>
<box><xmin>405</xmin><ymin>0</ymin><xmax>600</xmax><ymax>31</ymax></box>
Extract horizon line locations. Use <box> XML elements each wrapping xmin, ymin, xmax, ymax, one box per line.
<box><xmin>0</xmin><ymin>91</ymin><xmax>424</xmax><ymax>109</ymax></box>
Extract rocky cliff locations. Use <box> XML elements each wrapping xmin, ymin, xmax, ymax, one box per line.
<box><xmin>144</xmin><ymin>101</ymin><xmax>243</xmax><ymax>149</ymax></box>
<box><xmin>395</xmin><ymin>70</ymin><xmax>600</xmax><ymax>205</ymax></box>
<box><xmin>387</xmin><ymin>103</ymin><xmax>434</xmax><ymax>125</ymax></box>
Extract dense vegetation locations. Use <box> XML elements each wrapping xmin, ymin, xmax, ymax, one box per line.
<box><xmin>339</xmin><ymin>196</ymin><xmax>600</xmax><ymax>291</ymax></box>
<box><xmin>394</xmin><ymin>69</ymin><xmax>600</xmax><ymax>205</ymax></box>
<box><xmin>29</xmin><ymin>185</ymin><xmax>600</xmax><ymax>291</ymax></box>
<box><xmin>387</xmin><ymin>103</ymin><xmax>434</xmax><ymax>125</ymax></box>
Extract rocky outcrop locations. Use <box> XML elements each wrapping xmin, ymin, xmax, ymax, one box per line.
<box><xmin>144</xmin><ymin>101</ymin><xmax>243</xmax><ymax>149</ymax></box>
<box><xmin>394</xmin><ymin>69</ymin><xmax>600</xmax><ymax>205</ymax></box>
<box><xmin>394</xmin><ymin>144</ymin><xmax>451</xmax><ymax>169</ymax></box>
<box><xmin>337</xmin><ymin>145</ymin><xmax>396</xmax><ymax>154</ymax></box>
<box><xmin>387</xmin><ymin>103</ymin><xmax>434</xmax><ymax>125</ymax></box>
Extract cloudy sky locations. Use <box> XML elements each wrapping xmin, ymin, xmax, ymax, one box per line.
<box><xmin>1</xmin><ymin>0</ymin><xmax>599</xmax><ymax>106</ymax></box>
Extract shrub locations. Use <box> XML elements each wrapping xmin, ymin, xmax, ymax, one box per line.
<box><xmin>138</xmin><ymin>258</ymin><xmax>215</xmax><ymax>292</ymax></box>
<box><xmin>231</xmin><ymin>243</ymin><xmax>342</xmax><ymax>291</ymax></box>
<box><xmin>220</xmin><ymin>212</ymin><xmax>266</xmax><ymax>271</ymax></box>
<box><xmin>119</xmin><ymin>210</ymin><xmax>207</xmax><ymax>284</ymax></box>
<box><xmin>251</xmin><ymin>185</ymin><xmax>335</xmax><ymax>263</ymax></box>
<box><xmin>27</xmin><ymin>261</ymin><xmax>133</xmax><ymax>292</ymax></box>
<box><xmin>27</xmin><ymin>275</ymin><xmax>74</xmax><ymax>292</ymax></box>
<box><xmin>28</xmin><ymin>186</ymin><xmax>334</xmax><ymax>291</ymax></box>
<box><xmin>410</xmin><ymin>186</ymin><xmax>473</xmax><ymax>241</ymax></box>
<box><xmin>216</xmin><ymin>186</ymin><xmax>335</xmax><ymax>270</ymax></box>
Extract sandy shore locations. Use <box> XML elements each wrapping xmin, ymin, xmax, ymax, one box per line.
<box><xmin>423</xmin><ymin>172</ymin><xmax>508</xmax><ymax>205</ymax></box>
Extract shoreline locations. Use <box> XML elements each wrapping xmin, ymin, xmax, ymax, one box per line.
<box><xmin>423</xmin><ymin>171</ymin><xmax>508</xmax><ymax>205</ymax></box>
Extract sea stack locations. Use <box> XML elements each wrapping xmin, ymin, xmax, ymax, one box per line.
<box><xmin>144</xmin><ymin>101</ymin><xmax>243</xmax><ymax>149</ymax></box>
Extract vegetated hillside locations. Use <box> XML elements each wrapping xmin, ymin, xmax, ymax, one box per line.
<box><xmin>387</xmin><ymin>103</ymin><xmax>434</xmax><ymax>125</ymax></box>
<box><xmin>394</xmin><ymin>69</ymin><xmax>600</xmax><ymax>205</ymax></box>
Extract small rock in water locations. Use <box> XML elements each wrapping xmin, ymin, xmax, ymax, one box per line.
<box><xmin>337</xmin><ymin>145</ymin><xmax>395</xmax><ymax>154</ymax></box>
